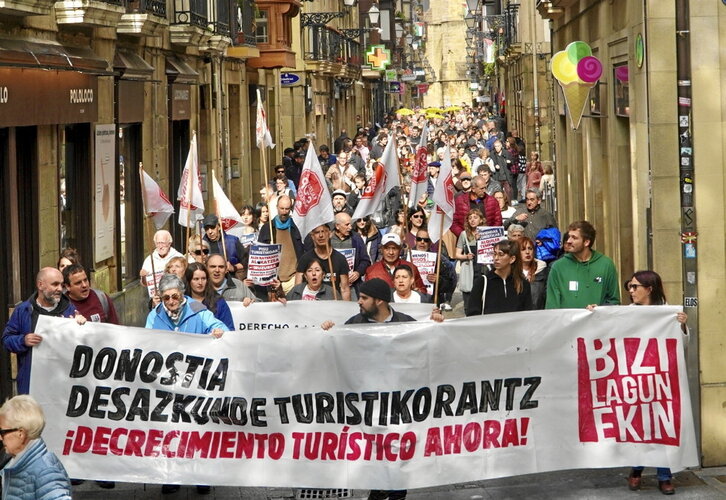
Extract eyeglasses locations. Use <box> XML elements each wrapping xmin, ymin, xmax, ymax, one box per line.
<box><xmin>275</xmin><ymin>170</ymin><xmax>285</xmax><ymax>174</ymax></box>
<box><xmin>411</xmin><ymin>214</ymin><xmax>423</xmax><ymax>219</ymax></box>
<box><xmin>627</xmin><ymin>283</ymin><xmax>647</xmax><ymax>291</ymax></box>
<box><xmin>155</xmin><ymin>241</ymin><xmax>172</xmax><ymax>246</ymax></box>
<box><xmin>161</xmin><ymin>293</ymin><xmax>182</xmax><ymax>302</ymax></box>
<box><xmin>0</xmin><ymin>428</ymin><xmax>19</xmax><ymax>437</ymax></box>
<box><xmin>193</xmin><ymin>249</ymin><xmax>210</xmax><ymax>256</ymax></box>
<box><xmin>416</xmin><ymin>237</ymin><xmax>431</xmax><ymax>242</ymax></box>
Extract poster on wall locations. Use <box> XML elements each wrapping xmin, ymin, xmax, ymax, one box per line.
<box><xmin>94</xmin><ymin>124</ymin><xmax>116</xmax><ymax>263</ymax></box>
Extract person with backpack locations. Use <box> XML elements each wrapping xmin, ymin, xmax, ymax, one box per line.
<box><xmin>62</xmin><ymin>263</ymin><xmax>119</xmax><ymax>325</ymax></box>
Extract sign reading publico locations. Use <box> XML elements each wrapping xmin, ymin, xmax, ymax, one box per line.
<box><xmin>31</xmin><ymin>306</ymin><xmax>697</xmax><ymax>489</ymax></box>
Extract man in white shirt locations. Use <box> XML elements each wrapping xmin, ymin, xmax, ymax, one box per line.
<box><xmin>139</xmin><ymin>230</ymin><xmax>183</xmax><ymax>287</ymax></box>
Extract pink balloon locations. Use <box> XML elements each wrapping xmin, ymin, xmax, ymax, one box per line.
<box><xmin>577</xmin><ymin>56</ymin><xmax>603</xmax><ymax>83</ymax></box>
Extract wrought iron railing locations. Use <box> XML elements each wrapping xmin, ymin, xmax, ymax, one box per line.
<box><xmin>504</xmin><ymin>3</ymin><xmax>519</xmax><ymax>48</ymax></box>
<box><xmin>232</xmin><ymin>0</ymin><xmax>257</xmax><ymax>47</ymax></box>
<box><xmin>172</xmin><ymin>0</ymin><xmax>208</xmax><ymax>28</ymax></box>
<box><xmin>210</xmin><ymin>0</ymin><xmax>231</xmax><ymax>36</ymax></box>
<box><xmin>304</xmin><ymin>25</ymin><xmax>344</xmax><ymax>64</ymax></box>
<box><xmin>125</xmin><ymin>0</ymin><xmax>166</xmax><ymax>17</ymax></box>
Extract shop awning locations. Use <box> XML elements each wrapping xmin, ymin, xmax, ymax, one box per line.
<box><xmin>0</xmin><ymin>38</ymin><xmax>110</xmax><ymax>74</ymax></box>
<box><xmin>165</xmin><ymin>56</ymin><xmax>199</xmax><ymax>84</ymax></box>
<box><xmin>114</xmin><ymin>50</ymin><xmax>155</xmax><ymax>80</ymax></box>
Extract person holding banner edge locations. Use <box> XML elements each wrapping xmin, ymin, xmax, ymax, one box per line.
<box><xmin>587</xmin><ymin>270</ymin><xmax>687</xmax><ymax>495</ymax></box>
<box><xmin>320</xmin><ymin>278</ymin><xmax>443</xmax><ymax>500</ymax></box>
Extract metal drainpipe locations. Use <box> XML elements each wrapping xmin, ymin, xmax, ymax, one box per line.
<box><xmin>674</xmin><ymin>0</ymin><xmax>700</xmax><ymax>457</ymax></box>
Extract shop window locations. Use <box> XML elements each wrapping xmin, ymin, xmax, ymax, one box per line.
<box><xmin>614</xmin><ymin>63</ymin><xmax>629</xmax><ymax>118</ymax></box>
<box><xmin>59</xmin><ymin>124</ymin><xmax>93</xmax><ymax>269</ymax></box>
<box><xmin>118</xmin><ymin>124</ymin><xmax>144</xmax><ymax>285</ymax></box>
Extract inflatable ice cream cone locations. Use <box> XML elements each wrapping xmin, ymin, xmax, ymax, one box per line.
<box><xmin>561</xmin><ymin>81</ymin><xmax>594</xmax><ymax>129</ymax></box>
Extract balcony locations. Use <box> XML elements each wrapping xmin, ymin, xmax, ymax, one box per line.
<box><xmin>117</xmin><ymin>0</ymin><xmax>168</xmax><ymax>37</ymax></box>
<box><xmin>0</xmin><ymin>0</ymin><xmax>53</xmax><ymax>16</ymax></box>
<box><xmin>54</xmin><ymin>0</ymin><xmax>126</xmax><ymax>27</ymax></box>
<box><xmin>227</xmin><ymin>0</ymin><xmax>259</xmax><ymax>59</ymax></box>
<box><xmin>203</xmin><ymin>0</ymin><xmax>233</xmax><ymax>53</ymax></box>
<box><xmin>304</xmin><ymin>25</ymin><xmax>361</xmax><ymax>78</ymax></box>
<box><xmin>247</xmin><ymin>0</ymin><xmax>301</xmax><ymax>69</ymax></box>
<box><xmin>535</xmin><ymin>0</ymin><xmax>566</xmax><ymax>19</ymax></box>
<box><xmin>502</xmin><ymin>3</ymin><xmax>521</xmax><ymax>56</ymax></box>
<box><xmin>170</xmin><ymin>0</ymin><xmax>211</xmax><ymax>46</ymax></box>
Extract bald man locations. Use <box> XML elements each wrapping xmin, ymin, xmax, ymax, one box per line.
<box><xmin>2</xmin><ymin>267</ymin><xmax>82</xmax><ymax>394</ymax></box>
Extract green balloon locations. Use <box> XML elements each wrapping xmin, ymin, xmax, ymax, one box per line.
<box><xmin>567</xmin><ymin>41</ymin><xmax>592</xmax><ymax>63</ymax></box>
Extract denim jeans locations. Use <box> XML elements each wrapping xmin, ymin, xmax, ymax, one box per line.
<box><xmin>632</xmin><ymin>466</ymin><xmax>672</xmax><ymax>481</ymax></box>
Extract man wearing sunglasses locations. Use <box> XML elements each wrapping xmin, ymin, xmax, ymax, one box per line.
<box><xmin>545</xmin><ymin>220</ymin><xmax>620</xmax><ymax>309</ymax></box>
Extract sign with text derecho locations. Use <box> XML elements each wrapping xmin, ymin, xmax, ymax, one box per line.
<box><xmin>31</xmin><ymin>306</ymin><xmax>697</xmax><ymax>489</ymax></box>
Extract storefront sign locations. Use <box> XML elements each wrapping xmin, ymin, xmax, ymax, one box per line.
<box><xmin>0</xmin><ymin>68</ymin><xmax>98</xmax><ymax>127</ymax></box>
<box><xmin>170</xmin><ymin>83</ymin><xmax>191</xmax><ymax>120</ymax></box>
<box><xmin>117</xmin><ymin>80</ymin><xmax>145</xmax><ymax>124</ymax></box>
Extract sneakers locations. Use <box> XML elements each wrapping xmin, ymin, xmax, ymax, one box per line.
<box><xmin>628</xmin><ymin>472</ymin><xmax>641</xmax><ymax>491</ymax></box>
<box><xmin>441</xmin><ymin>303</ymin><xmax>453</xmax><ymax>311</ymax></box>
<box><xmin>659</xmin><ymin>480</ymin><xmax>675</xmax><ymax>495</ymax></box>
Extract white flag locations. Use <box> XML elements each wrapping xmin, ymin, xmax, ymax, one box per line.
<box><xmin>292</xmin><ymin>141</ymin><xmax>333</xmax><ymax>238</ymax></box>
<box><xmin>211</xmin><ymin>174</ymin><xmax>244</xmax><ymax>238</ymax></box>
<box><xmin>408</xmin><ymin>123</ymin><xmax>429</xmax><ymax>208</ymax></box>
<box><xmin>352</xmin><ymin>134</ymin><xmax>400</xmax><ymax>220</ymax></box>
<box><xmin>139</xmin><ymin>168</ymin><xmax>174</xmax><ymax>230</ymax></box>
<box><xmin>428</xmin><ymin>144</ymin><xmax>456</xmax><ymax>243</ymax></box>
<box><xmin>177</xmin><ymin>133</ymin><xmax>204</xmax><ymax>228</ymax></box>
<box><xmin>255</xmin><ymin>88</ymin><xmax>275</xmax><ymax>149</ymax></box>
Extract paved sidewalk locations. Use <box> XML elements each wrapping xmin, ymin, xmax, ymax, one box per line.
<box><xmin>72</xmin><ymin>467</ymin><xmax>726</xmax><ymax>499</ymax></box>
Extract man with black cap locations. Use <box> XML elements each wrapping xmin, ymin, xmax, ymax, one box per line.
<box><xmin>321</xmin><ymin>277</ymin><xmax>443</xmax><ymax>500</ymax></box>
<box><xmin>203</xmin><ymin>214</ymin><xmax>247</xmax><ymax>277</ymax></box>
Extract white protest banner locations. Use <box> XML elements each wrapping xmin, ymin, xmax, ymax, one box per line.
<box><xmin>476</xmin><ymin>226</ymin><xmax>506</xmax><ymax>264</ymax></box>
<box><xmin>227</xmin><ymin>301</ymin><xmax>435</xmax><ymax>332</ymax></box>
<box><xmin>410</xmin><ymin>250</ymin><xmax>436</xmax><ymax>295</ymax></box>
<box><xmin>248</xmin><ymin>243</ymin><xmax>281</xmax><ymax>285</ymax></box>
<box><xmin>32</xmin><ymin>307</ymin><xmax>697</xmax><ymax>489</ymax></box>
<box><xmin>338</xmin><ymin>248</ymin><xmax>355</xmax><ymax>272</ymax></box>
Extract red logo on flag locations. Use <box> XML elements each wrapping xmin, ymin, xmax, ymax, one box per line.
<box><xmin>295</xmin><ymin>170</ymin><xmax>324</xmax><ymax>216</ymax></box>
<box><xmin>577</xmin><ymin>337</ymin><xmax>681</xmax><ymax>445</ymax></box>
<box><xmin>361</xmin><ymin>162</ymin><xmax>385</xmax><ymax>199</ymax></box>
<box><xmin>412</xmin><ymin>146</ymin><xmax>428</xmax><ymax>184</ymax></box>
<box><xmin>444</xmin><ymin>172</ymin><xmax>455</xmax><ymax>206</ymax></box>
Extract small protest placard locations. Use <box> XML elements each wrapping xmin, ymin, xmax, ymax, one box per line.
<box><xmin>338</xmin><ymin>248</ymin><xmax>356</xmax><ymax>272</ymax></box>
<box><xmin>411</xmin><ymin>250</ymin><xmax>436</xmax><ymax>295</ymax></box>
<box><xmin>248</xmin><ymin>243</ymin><xmax>282</xmax><ymax>285</ymax></box>
<box><xmin>476</xmin><ymin>226</ymin><xmax>506</xmax><ymax>264</ymax></box>
<box><xmin>145</xmin><ymin>270</ymin><xmax>165</xmax><ymax>298</ymax></box>
<box><xmin>239</xmin><ymin>233</ymin><xmax>256</xmax><ymax>248</ymax></box>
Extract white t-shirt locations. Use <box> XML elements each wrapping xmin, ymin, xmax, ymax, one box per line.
<box><xmin>393</xmin><ymin>291</ymin><xmax>422</xmax><ymax>303</ymax></box>
<box><xmin>141</xmin><ymin>248</ymin><xmax>184</xmax><ymax>275</ymax></box>
<box><xmin>301</xmin><ymin>286</ymin><xmax>319</xmax><ymax>301</ymax></box>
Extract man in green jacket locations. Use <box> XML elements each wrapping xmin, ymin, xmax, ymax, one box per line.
<box><xmin>545</xmin><ymin>220</ymin><xmax>620</xmax><ymax>308</ymax></box>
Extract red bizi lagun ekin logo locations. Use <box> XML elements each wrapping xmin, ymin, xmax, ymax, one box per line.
<box><xmin>577</xmin><ymin>337</ymin><xmax>681</xmax><ymax>445</ymax></box>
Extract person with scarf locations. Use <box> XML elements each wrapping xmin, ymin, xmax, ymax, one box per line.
<box><xmin>257</xmin><ymin>195</ymin><xmax>304</xmax><ymax>294</ymax></box>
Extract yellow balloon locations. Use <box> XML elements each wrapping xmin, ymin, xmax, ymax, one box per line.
<box><xmin>551</xmin><ymin>51</ymin><xmax>579</xmax><ymax>84</ymax></box>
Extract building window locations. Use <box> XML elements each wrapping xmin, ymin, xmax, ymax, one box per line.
<box><xmin>614</xmin><ymin>64</ymin><xmax>629</xmax><ymax>118</ymax></box>
<box><xmin>255</xmin><ymin>9</ymin><xmax>268</xmax><ymax>44</ymax></box>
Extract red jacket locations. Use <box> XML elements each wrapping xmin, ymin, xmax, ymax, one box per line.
<box><xmin>451</xmin><ymin>192</ymin><xmax>502</xmax><ymax>236</ymax></box>
<box><xmin>365</xmin><ymin>258</ymin><xmax>427</xmax><ymax>294</ymax></box>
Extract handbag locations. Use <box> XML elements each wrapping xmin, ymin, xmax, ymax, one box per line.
<box><xmin>458</xmin><ymin>239</ymin><xmax>475</xmax><ymax>293</ymax></box>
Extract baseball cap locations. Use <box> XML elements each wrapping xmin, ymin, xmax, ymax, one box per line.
<box><xmin>381</xmin><ymin>233</ymin><xmax>401</xmax><ymax>247</ymax></box>
<box><xmin>332</xmin><ymin>189</ymin><xmax>348</xmax><ymax>199</ymax></box>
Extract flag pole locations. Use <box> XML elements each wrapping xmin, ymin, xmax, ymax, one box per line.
<box><xmin>184</xmin><ymin>131</ymin><xmax>196</xmax><ymax>255</ymax></box>
<box><xmin>433</xmin><ymin>210</ymin><xmax>445</xmax><ymax>307</ymax></box>
<box><xmin>212</xmin><ymin>169</ymin><xmax>230</xmax><ymax>269</ymax></box>
<box><xmin>326</xmin><ymin>240</ymin><xmax>339</xmax><ymax>301</ymax></box>
<box><xmin>138</xmin><ymin>163</ymin><xmax>159</xmax><ymax>297</ymax></box>
<box><xmin>261</xmin><ymin>143</ymin><xmax>275</xmax><ymax>244</ymax></box>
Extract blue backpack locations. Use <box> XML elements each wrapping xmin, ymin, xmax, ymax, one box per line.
<box><xmin>535</xmin><ymin>227</ymin><xmax>562</xmax><ymax>262</ymax></box>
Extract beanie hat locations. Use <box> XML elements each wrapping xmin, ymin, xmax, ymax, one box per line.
<box><xmin>359</xmin><ymin>278</ymin><xmax>392</xmax><ymax>303</ymax></box>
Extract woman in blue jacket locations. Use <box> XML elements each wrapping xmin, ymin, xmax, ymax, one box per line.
<box><xmin>0</xmin><ymin>395</ymin><xmax>71</xmax><ymax>500</ymax></box>
<box><xmin>145</xmin><ymin>274</ymin><xmax>228</xmax><ymax>336</ymax></box>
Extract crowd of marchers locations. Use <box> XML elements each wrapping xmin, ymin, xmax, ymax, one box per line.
<box><xmin>1</xmin><ymin>104</ymin><xmax>688</xmax><ymax>499</ymax></box>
